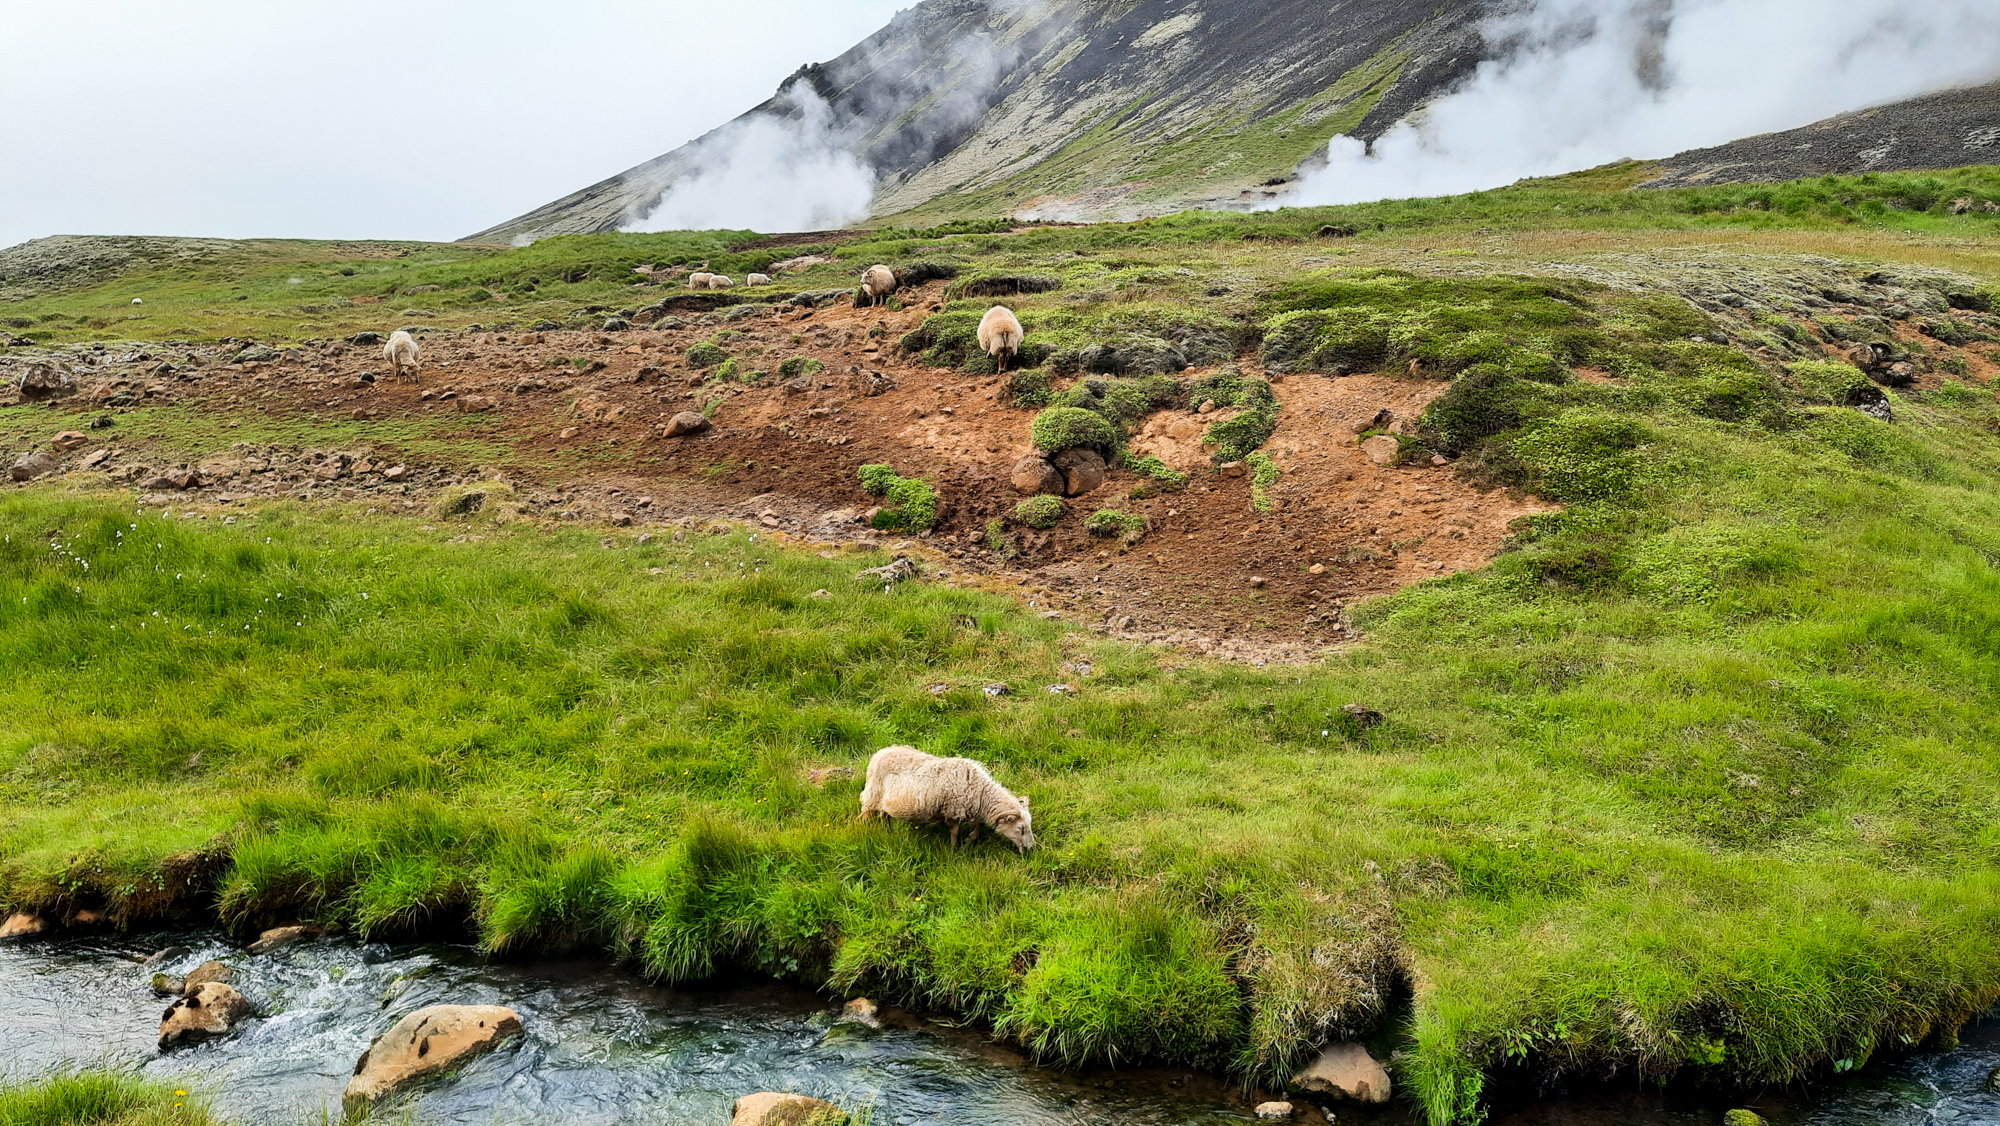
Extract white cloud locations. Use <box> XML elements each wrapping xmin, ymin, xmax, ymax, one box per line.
<box><xmin>0</xmin><ymin>0</ymin><xmax>910</xmax><ymax>248</ymax></box>
<box><xmin>1288</xmin><ymin>0</ymin><xmax>2000</xmax><ymax>207</ymax></box>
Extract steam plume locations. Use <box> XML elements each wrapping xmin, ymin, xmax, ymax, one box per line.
<box><xmin>629</xmin><ymin>88</ymin><xmax>875</xmax><ymax>233</ymax></box>
<box><xmin>1288</xmin><ymin>0</ymin><xmax>2000</xmax><ymax>207</ymax></box>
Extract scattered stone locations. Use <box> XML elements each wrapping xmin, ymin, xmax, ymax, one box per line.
<box><xmin>88</xmin><ymin>415</ymin><xmax>115</xmax><ymax>429</ymax></box>
<box><xmin>1361</xmin><ymin>435</ymin><xmax>1401</xmax><ymax>466</ymax></box>
<box><xmin>1248</xmin><ymin>576</ymin><xmax>1267</xmax><ymax>588</ymax></box>
<box><xmin>1308</xmin><ymin>564</ymin><xmax>1326</xmax><ymax>576</ymax></box>
<box><xmin>1341</xmin><ymin>704</ymin><xmax>1385</xmax><ymax>730</ymax></box>
<box><xmin>1254</xmin><ymin>1102</ymin><xmax>1294</xmax><ymax>1120</ymax></box>
<box><xmin>1052</xmin><ymin>447</ymin><xmax>1107</xmax><ymax>496</ymax></box>
<box><xmin>343</xmin><ymin>1004</ymin><xmax>524</xmax><ymax>1108</ymax></box>
<box><xmin>856</xmin><ymin>556</ymin><xmax>920</xmax><ymax>585</ymax></box>
<box><xmin>637</xmin><ymin>533</ymin><xmax>654</xmax><ymax>547</ymax></box>
<box><xmin>1220</xmin><ymin>460</ymin><xmax>1247</xmax><ymax>477</ymax></box>
<box><xmin>140</xmin><ymin>945</ymin><xmax>193</xmax><ymax>968</ymax></box>
<box><xmin>1350</xmin><ymin>408</ymin><xmax>1392</xmax><ymax>435</ymax></box>
<box><xmin>1010</xmin><ymin>454</ymin><xmax>1064</xmax><ymax>496</ymax></box>
<box><xmin>731</xmin><ymin>1094</ymin><xmax>848</xmax><ymax>1126</ymax></box>
<box><xmin>50</xmin><ymin>431</ymin><xmax>88</xmax><ymax>451</ymax></box>
<box><xmin>10</xmin><ymin>450</ymin><xmax>57</xmax><ymax>481</ymax></box>
<box><xmin>1292</xmin><ymin>1041</ymin><xmax>1392</xmax><ymax>1103</ymax></box>
<box><xmin>247</xmin><ymin>924</ymin><xmax>313</xmax><ymax>954</ymax></box>
<box><xmin>839</xmin><ymin>997</ymin><xmax>881</xmax><ymax>1027</ymax></box>
<box><xmin>184</xmin><ymin>960</ymin><xmax>234</xmax><ymax>991</ymax></box>
<box><xmin>663</xmin><ymin>411</ymin><xmax>711</xmax><ymax>438</ymax></box>
<box><xmin>150</xmin><ymin>973</ymin><xmax>185</xmax><ymax>996</ymax></box>
<box><xmin>0</xmin><ymin>912</ymin><xmax>47</xmax><ymax>940</ymax></box>
<box><xmin>809</xmin><ymin>588</ymin><xmax>831</xmax><ymax>599</ymax></box>
<box><xmin>1047</xmin><ymin>683</ymin><xmax>1075</xmax><ymax>696</ymax></box>
<box><xmin>1197</xmin><ymin>399</ymin><xmax>1217</xmax><ymax>414</ymax></box>
<box><xmin>983</xmin><ymin>683</ymin><xmax>1011</xmax><ymax>698</ymax></box>
<box><xmin>138</xmin><ymin>470</ymin><xmax>201</xmax><ymax>491</ymax></box>
<box><xmin>349</xmin><ymin>332</ymin><xmax>383</xmax><ymax>345</ymax></box>
<box><xmin>456</xmin><ymin>395</ymin><xmax>494</xmax><ymax>413</ymax></box>
<box><xmin>609</xmin><ymin>512</ymin><xmax>633</xmax><ymax>527</ymax></box>
<box><xmin>383</xmin><ymin>465</ymin><xmax>409</xmax><ymax>482</ymax></box>
<box><xmin>158</xmin><ymin>982</ymin><xmax>254</xmax><ymax>1050</ymax></box>
<box><xmin>1987</xmin><ymin>1065</ymin><xmax>2000</xmax><ymax>1093</ymax></box>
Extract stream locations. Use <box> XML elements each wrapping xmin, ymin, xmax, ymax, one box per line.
<box><xmin>4</xmin><ymin>931</ymin><xmax>1998</xmax><ymax>1125</ymax></box>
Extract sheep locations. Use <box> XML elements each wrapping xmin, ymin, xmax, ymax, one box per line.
<box><xmin>860</xmin><ymin>745</ymin><xmax>1035</xmax><ymax>850</ymax></box>
<box><xmin>689</xmin><ymin>272</ymin><xmax>714</xmax><ymax>289</ymax></box>
<box><xmin>746</xmin><ymin>273</ymin><xmax>773</xmax><ymax>287</ymax></box>
<box><xmin>978</xmin><ymin>305</ymin><xmax>1024</xmax><ymax>372</ymax></box>
<box><xmin>382</xmin><ymin>329</ymin><xmax>421</xmax><ymax>382</ymax></box>
<box><xmin>854</xmin><ymin>264</ymin><xmax>897</xmax><ymax>308</ymax></box>
<box><xmin>706</xmin><ymin>275</ymin><xmax>735</xmax><ymax>290</ymax></box>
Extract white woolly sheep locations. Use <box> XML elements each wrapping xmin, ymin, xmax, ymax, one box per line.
<box><xmin>706</xmin><ymin>275</ymin><xmax>735</xmax><ymax>290</ymax></box>
<box><xmin>855</xmin><ymin>264</ymin><xmax>898</xmax><ymax>308</ymax></box>
<box><xmin>746</xmin><ymin>273</ymin><xmax>773</xmax><ymax>287</ymax></box>
<box><xmin>978</xmin><ymin>305</ymin><xmax>1024</xmax><ymax>372</ymax></box>
<box><xmin>689</xmin><ymin>272</ymin><xmax>715</xmax><ymax>289</ymax></box>
<box><xmin>860</xmin><ymin>745</ymin><xmax>1035</xmax><ymax>850</ymax></box>
<box><xmin>382</xmin><ymin>329</ymin><xmax>420</xmax><ymax>382</ymax></box>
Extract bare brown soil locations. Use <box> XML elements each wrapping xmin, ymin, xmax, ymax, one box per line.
<box><xmin>8</xmin><ymin>281</ymin><xmax>1555</xmax><ymax>660</ymax></box>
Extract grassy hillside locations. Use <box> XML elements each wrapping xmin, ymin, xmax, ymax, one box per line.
<box><xmin>5</xmin><ymin>166</ymin><xmax>2000</xmax><ymax>1124</ymax></box>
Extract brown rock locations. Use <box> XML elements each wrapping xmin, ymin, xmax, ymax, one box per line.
<box><xmin>0</xmin><ymin>912</ymin><xmax>47</xmax><ymax>939</ymax></box>
<box><xmin>80</xmin><ymin>449</ymin><xmax>112</xmax><ymax>469</ymax></box>
<box><xmin>1219</xmin><ymin>460</ymin><xmax>1247</xmax><ymax>477</ymax></box>
<box><xmin>1350</xmin><ymin>408</ymin><xmax>1392</xmax><ymax>434</ymax></box>
<box><xmin>1361</xmin><ymin>435</ymin><xmax>1401</xmax><ymax>466</ymax></box>
<box><xmin>456</xmin><ymin>395</ymin><xmax>494</xmax><ymax>413</ymax></box>
<box><xmin>521</xmin><ymin>332</ymin><xmax>543</xmax><ymax>345</ymax></box>
<box><xmin>343</xmin><ymin>1005</ymin><xmax>524</xmax><ymax>1107</ymax></box>
<box><xmin>1291</xmin><ymin>1041</ymin><xmax>1393</xmax><ymax>1104</ymax></box>
<box><xmin>383</xmin><ymin>465</ymin><xmax>409</xmax><ymax>482</ymax></box>
<box><xmin>1254</xmin><ymin>1102</ymin><xmax>1294</xmax><ymax>1120</ymax></box>
<box><xmin>839</xmin><ymin>997</ymin><xmax>881</xmax><ymax>1027</ymax></box>
<box><xmin>1010</xmin><ymin>454</ymin><xmax>1063</xmax><ymax>496</ymax></box>
<box><xmin>183</xmin><ymin>960</ymin><xmax>234</xmax><ymax>992</ymax></box>
<box><xmin>663</xmin><ymin>411</ymin><xmax>712</xmax><ymax>438</ymax></box>
<box><xmin>248</xmin><ymin>924</ymin><xmax>313</xmax><ymax>954</ymax></box>
<box><xmin>1248</xmin><ymin>576</ymin><xmax>1267</xmax><ymax>589</ymax></box>
<box><xmin>731</xmin><ymin>1093</ymin><xmax>848</xmax><ymax>1126</ymax></box>
<box><xmin>18</xmin><ymin>364</ymin><xmax>76</xmax><ymax>402</ymax></box>
<box><xmin>1051</xmin><ymin>447</ymin><xmax>1107</xmax><ymax>496</ymax></box>
<box><xmin>10</xmin><ymin>451</ymin><xmax>56</xmax><ymax>481</ymax></box>
<box><xmin>1308</xmin><ymin>563</ymin><xmax>1326</xmax><ymax>576</ymax></box>
<box><xmin>159</xmin><ymin>982</ymin><xmax>254</xmax><ymax>1050</ymax></box>
<box><xmin>51</xmin><ymin>431</ymin><xmax>89</xmax><ymax>451</ymax></box>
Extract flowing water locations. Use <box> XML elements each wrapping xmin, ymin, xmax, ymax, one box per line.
<box><xmin>4</xmin><ymin>930</ymin><xmax>1997</xmax><ymax>1125</ymax></box>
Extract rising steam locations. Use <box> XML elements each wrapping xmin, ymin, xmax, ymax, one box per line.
<box><xmin>628</xmin><ymin>88</ymin><xmax>876</xmax><ymax>233</ymax></box>
<box><xmin>1289</xmin><ymin>0</ymin><xmax>2000</xmax><ymax>207</ymax></box>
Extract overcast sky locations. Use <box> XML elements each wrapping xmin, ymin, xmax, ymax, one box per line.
<box><xmin>0</xmin><ymin>1</ymin><xmax>912</xmax><ymax>249</ymax></box>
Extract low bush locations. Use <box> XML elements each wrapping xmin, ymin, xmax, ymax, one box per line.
<box><xmin>857</xmin><ymin>464</ymin><xmax>941</xmax><ymax>533</ymax></box>
<box><xmin>1014</xmin><ymin>495</ymin><xmax>1066</xmax><ymax>529</ymax></box>
<box><xmin>686</xmin><ymin>342</ymin><xmax>727</xmax><ymax>368</ymax></box>
<box><xmin>1031</xmin><ymin>407</ymin><xmax>1119</xmax><ymax>454</ymax></box>
<box><xmin>1084</xmin><ymin>509</ymin><xmax>1148</xmax><ymax>542</ymax></box>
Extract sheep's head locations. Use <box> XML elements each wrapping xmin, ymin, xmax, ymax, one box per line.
<box><xmin>994</xmin><ymin>794</ymin><xmax>1035</xmax><ymax>852</ymax></box>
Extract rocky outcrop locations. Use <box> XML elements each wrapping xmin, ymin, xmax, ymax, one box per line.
<box><xmin>1290</xmin><ymin>1041</ymin><xmax>1392</xmax><ymax>1104</ymax></box>
<box><xmin>731</xmin><ymin>1093</ymin><xmax>848</xmax><ymax>1126</ymax></box>
<box><xmin>158</xmin><ymin>982</ymin><xmax>254</xmax><ymax>1050</ymax></box>
<box><xmin>343</xmin><ymin>1005</ymin><xmax>524</xmax><ymax>1107</ymax></box>
<box><xmin>10</xmin><ymin>450</ymin><xmax>56</xmax><ymax>481</ymax></box>
<box><xmin>1051</xmin><ymin>447</ymin><xmax>1106</xmax><ymax>496</ymax></box>
<box><xmin>17</xmin><ymin>364</ymin><xmax>76</xmax><ymax>402</ymax></box>
<box><xmin>1010</xmin><ymin>454</ymin><xmax>1063</xmax><ymax>495</ymax></box>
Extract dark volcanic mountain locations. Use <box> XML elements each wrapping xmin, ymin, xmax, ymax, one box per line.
<box><xmin>466</xmin><ymin>0</ymin><xmax>1497</xmax><ymax>244</ymax></box>
<box><xmin>1643</xmin><ymin>81</ymin><xmax>2000</xmax><ymax>189</ymax></box>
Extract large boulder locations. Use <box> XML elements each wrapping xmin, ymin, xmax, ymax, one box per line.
<box><xmin>10</xmin><ymin>450</ymin><xmax>56</xmax><ymax>481</ymax></box>
<box><xmin>343</xmin><ymin>1004</ymin><xmax>523</xmax><ymax>1108</ymax></box>
<box><xmin>17</xmin><ymin>364</ymin><xmax>76</xmax><ymax>402</ymax></box>
<box><xmin>1290</xmin><ymin>1041</ymin><xmax>1392</xmax><ymax>1104</ymax></box>
<box><xmin>247</xmin><ymin>925</ymin><xmax>312</xmax><ymax>954</ymax></box>
<box><xmin>184</xmin><ymin>960</ymin><xmax>234</xmax><ymax>991</ymax></box>
<box><xmin>1361</xmin><ymin>435</ymin><xmax>1401</xmax><ymax>466</ymax></box>
<box><xmin>0</xmin><ymin>912</ymin><xmax>47</xmax><ymax>939</ymax></box>
<box><xmin>662</xmin><ymin>411</ymin><xmax>711</xmax><ymax>438</ymax></box>
<box><xmin>1010</xmin><ymin>454</ymin><xmax>1063</xmax><ymax>496</ymax></box>
<box><xmin>731</xmin><ymin>1093</ymin><xmax>848</xmax><ymax>1126</ymax></box>
<box><xmin>1051</xmin><ymin>447</ymin><xmax>1107</xmax><ymax>496</ymax></box>
<box><xmin>158</xmin><ymin>982</ymin><xmax>254</xmax><ymax>1050</ymax></box>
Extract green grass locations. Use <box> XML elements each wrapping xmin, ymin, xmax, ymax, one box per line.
<box><xmin>0</xmin><ymin>1072</ymin><xmax>212</xmax><ymax>1126</ymax></box>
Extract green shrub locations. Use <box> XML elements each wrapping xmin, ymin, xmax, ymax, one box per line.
<box><xmin>1007</xmin><ymin>369</ymin><xmax>1054</xmax><ymax>409</ymax></box>
<box><xmin>716</xmin><ymin>357</ymin><xmax>740</xmax><ymax>380</ymax></box>
<box><xmin>857</xmin><ymin>465</ymin><xmax>941</xmax><ymax>532</ymax></box>
<box><xmin>1421</xmin><ymin>365</ymin><xmax>1559</xmax><ymax>456</ymax></box>
<box><xmin>1245</xmin><ymin>452</ymin><xmax>1281</xmax><ymax>512</ymax></box>
<box><xmin>1124</xmin><ymin>455</ymin><xmax>1188</xmax><ymax>493</ymax></box>
<box><xmin>778</xmin><ymin>356</ymin><xmax>826</xmax><ymax>379</ymax></box>
<box><xmin>686</xmin><ymin>342</ymin><xmax>727</xmax><ymax>368</ymax></box>
<box><xmin>1014</xmin><ymin>495</ymin><xmax>1066</xmax><ymax>529</ymax></box>
<box><xmin>1084</xmin><ymin>509</ymin><xmax>1149</xmax><ymax>542</ymax></box>
<box><xmin>1786</xmin><ymin>361</ymin><xmax>1875</xmax><ymax>406</ymax></box>
<box><xmin>1509</xmin><ymin>411</ymin><xmax>1653</xmax><ymax>502</ymax></box>
<box><xmin>1031</xmin><ymin>406</ymin><xmax>1119</xmax><ymax>454</ymax></box>
<box><xmin>1188</xmin><ymin>370</ymin><xmax>1281</xmax><ymax>463</ymax></box>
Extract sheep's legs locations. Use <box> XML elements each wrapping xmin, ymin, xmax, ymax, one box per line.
<box><xmin>949</xmin><ymin>823</ymin><xmax>960</xmax><ymax>847</ymax></box>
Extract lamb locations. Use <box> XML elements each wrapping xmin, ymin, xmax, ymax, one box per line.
<box><xmin>706</xmin><ymin>275</ymin><xmax>735</xmax><ymax>290</ymax></box>
<box><xmin>860</xmin><ymin>745</ymin><xmax>1035</xmax><ymax>850</ymax></box>
<box><xmin>745</xmin><ymin>273</ymin><xmax>773</xmax><ymax>287</ymax></box>
<box><xmin>382</xmin><ymin>329</ymin><xmax>421</xmax><ymax>382</ymax></box>
<box><xmin>978</xmin><ymin>305</ymin><xmax>1024</xmax><ymax>372</ymax></box>
<box><xmin>689</xmin><ymin>272</ymin><xmax>715</xmax><ymax>289</ymax></box>
<box><xmin>854</xmin><ymin>264</ymin><xmax>897</xmax><ymax>308</ymax></box>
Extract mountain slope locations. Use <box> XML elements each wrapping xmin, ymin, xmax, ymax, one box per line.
<box><xmin>1642</xmin><ymin>81</ymin><xmax>2000</xmax><ymax>189</ymax></box>
<box><xmin>464</xmin><ymin>0</ymin><xmax>1495</xmax><ymax>244</ymax></box>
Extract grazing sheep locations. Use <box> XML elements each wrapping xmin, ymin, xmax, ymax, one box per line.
<box><xmin>382</xmin><ymin>330</ymin><xmax>421</xmax><ymax>382</ymax></box>
<box><xmin>706</xmin><ymin>275</ymin><xmax>735</xmax><ymax>290</ymax></box>
<box><xmin>855</xmin><ymin>264</ymin><xmax>898</xmax><ymax>308</ymax></box>
<box><xmin>860</xmin><ymin>745</ymin><xmax>1035</xmax><ymax>850</ymax></box>
<box><xmin>978</xmin><ymin>306</ymin><xmax>1024</xmax><ymax>372</ymax></box>
<box><xmin>746</xmin><ymin>273</ymin><xmax>773</xmax><ymax>287</ymax></box>
<box><xmin>689</xmin><ymin>272</ymin><xmax>714</xmax><ymax>289</ymax></box>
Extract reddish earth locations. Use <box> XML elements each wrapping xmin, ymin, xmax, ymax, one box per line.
<box><xmin>10</xmin><ymin>280</ymin><xmax>1556</xmax><ymax>660</ymax></box>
